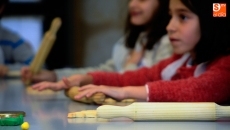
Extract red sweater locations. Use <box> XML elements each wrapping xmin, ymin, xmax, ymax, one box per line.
<box><xmin>88</xmin><ymin>54</ymin><xmax>230</xmax><ymax>103</ymax></box>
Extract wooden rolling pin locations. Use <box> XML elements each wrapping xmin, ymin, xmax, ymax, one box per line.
<box><xmin>25</xmin><ymin>17</ymin><xmax>62</xmax><ymax>85</ymax></box>
<box><xmin>97</xmin><ymin>102</ymin><xmax>230</xmax><ymax>121</ymax></box>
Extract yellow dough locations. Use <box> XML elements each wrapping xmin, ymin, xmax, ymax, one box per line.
<box><xmin>65</xmin><ymin>86</ymin><xmax>106</xmax><ymax>104</ymax></box>
<box><xmin>68</xmin><ymin>110</ymin><xmax>97</xmax><ymax>118</ymax></box>
<box><xmin>67</xmin><ymin>110</ymin><xmax>108</xmax><ymax>123</ymax></box>
<box><xmin>121</xmin><ymin>99</ymin><xmax>136</xmax><ymax>103</ymax></box>
<box><xmin>68</xmin><ymin>118</ymin><xmax>108</xmax><ymax>124</ymax></box>
<box><xmin>92</xmin><ymin>93</ymin><xmax>106</xmax><ymax>104</ymax></box>
<box><xmin>81</xmin><ymin>110</ymin><xmax>97</xmax><ymax>118</ymax></box>
<box><xmin>67</xmin><ymin>112</ymin><xmax>85</xmax><ymax>118</ymax></box>
<box><xmin>103</xmin><ymin>98</ymin><xmax>117</xmax><ymax>105</ymax></box>
<box><xmin>65</xmin><ymin>86</ymin><xmax>93</xmax><ymax>103</ymax></box>
<box><xmin>65</xmin><ymin>86</ymin><xmax>135</xmax><ymax>105</ymax></box>
<box><xmin>26</xmin><ymin>87</ymin><xmax>56</xmax><ymax>95</ymax></box>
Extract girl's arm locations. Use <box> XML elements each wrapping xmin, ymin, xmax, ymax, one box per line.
<box><xmin>88</xmin><ymin>54</ymin><xmax>178</xmax><ymax>87</ymax></box>
<box><xmin>54</xmin><ymin>59</ymin><xmax>116</xmax><ymax>81</ymax></box>
<box><xmin>32</xmin><ymin>74</ymin><xmax>93</xmax><ymax>91</ymax></box>
<box><xmin>74</xmin><ymin>84</ymin><xmax>147</xmax><ymax>101</ymax></box>
<box><xmin>146</xmin><ymin>55</ymin><xmax>230</xmax><ymax>103</ymax></box>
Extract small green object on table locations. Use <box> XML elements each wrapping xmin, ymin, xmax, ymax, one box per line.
<box><xmin>0</xmin><ymin>114</ymin><xmax>24</xmax><ymax>126</ymax></box>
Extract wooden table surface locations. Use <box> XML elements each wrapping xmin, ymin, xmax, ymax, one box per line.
<box><xmin>0</xmin><ymin>79</ymin><xmax>230</xmax><ymax>130</ymax></box>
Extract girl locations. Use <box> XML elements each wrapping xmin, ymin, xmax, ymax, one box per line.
<box><xmin>21</xmin><ymin>0</ymin><xmax>172</xmax><ymax>82</ymax></box>
<box><xmin>32</xmin><ymin>0</ymin><xmax>230</xmax><ymax>103</ymax></box>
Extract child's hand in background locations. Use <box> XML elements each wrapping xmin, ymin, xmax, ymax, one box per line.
<box><xmin>0</xmin><ymin>65</ymin><xmax>8</xmax><ymax>77</ymax></box>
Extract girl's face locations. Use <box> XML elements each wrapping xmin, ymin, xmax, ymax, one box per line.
<box><xmin>129</xmin><ymin>0</ymin><xmax>159</xmax><ymax>26</ymax></box>
<box><xmin>166</xmin><ymin>0</ymin><xmax>201</xmax><ymax>54</ymax></box>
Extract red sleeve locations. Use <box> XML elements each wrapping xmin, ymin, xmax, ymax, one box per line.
<box><xmin>88</xmin><ymin>54</ymin><xmax>180</xmax><ymax>87</ymax></box>
<box><xmin>147</xmin><ymin>55</ymin><xmax>230</xmax><ymax>103</ymax></box>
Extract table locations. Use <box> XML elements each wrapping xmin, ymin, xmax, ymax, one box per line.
<box><xmin>0</xmin><ymin>79</ymin><xmax>230</xmax><ymax>130</ymax></box>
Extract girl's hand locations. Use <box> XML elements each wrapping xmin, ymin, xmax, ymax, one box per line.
<box><xmin>31</xmin><ymin>74</ymin><xmax>93</xmax><ymax>91</ymax></box>
<box><xmin>32</xmin><ymin>80</ymin><xmax>66</xmax><ymax>91</ymax></box>
<box><xmin>125</xmin><ymin>50</ymin><xmax>144</xmax><ymax>67</ymax></box>
<box><xmin>75</xmin><ymin>85</ymin><xmax>148</xmax><ymax>101</ymax></box>
<box><xmin>21</xmin><ymin>67</ymin><xmax>57</xmax><ymax>83</ymax></box>
<box><xmin>62</xmin><ymin>74</ymin><xmax>93</xmax><ymax>87</ymax></box>
<box><xmin>0</xmin><ymin>65</ymin><xmax>8</xmax><ymax>77</ymax></box>
<box><xmin>32</xmin><ymin>70</ymin><xmax>57</xmax><ymax>83</ymax></box>
<box><xmin>75</xmin><ymin>84</ymin><xmax>127</xmax><ymax>101</ymax></box>
<box><xmin>21</xmin><ymin>66</ymin><xmax>32</xmax><ymax>82</ymax></box>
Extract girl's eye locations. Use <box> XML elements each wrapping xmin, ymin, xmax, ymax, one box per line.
<box><xmin>141</xmin><ymin>0</ymin><xmax>147</xmax><ymax>1</ymax></box>
<box><xmin>179</xmin><ymin>14</ymin><xmax>188</xmax><ymax>21</ymax></box>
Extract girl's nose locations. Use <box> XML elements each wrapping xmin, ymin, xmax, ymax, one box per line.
<box><xmin>166</xmin><ymin>18</ymin><xmax>176</xmax><ymax>34</ymax></box>
<box><xmin>129</xmin><ymin>0</ymin><xmax>137</xmax><ymax>9</ymax></box>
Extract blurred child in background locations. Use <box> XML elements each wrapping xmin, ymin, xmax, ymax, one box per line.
<box><xmin>0</xmin><ymin>0</ymin><xmax>34</xmax><ymax>77</ymax></box>
<box><xmin>21</xmin><ymin>0</ymin><xmax>172</xmax><ymax>83</ymax></box>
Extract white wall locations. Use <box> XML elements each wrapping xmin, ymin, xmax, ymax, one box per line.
<box><xmin>74</xmin><ymin>0</ymin><xmax>128</xmax><ymax>67</ymax></box>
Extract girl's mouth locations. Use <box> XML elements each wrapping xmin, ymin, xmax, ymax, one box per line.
<box><xmin>130</xmin><ymin>11</ymin><xmax>141</xmax><ymax>16</ymax></box>
<box><xmin>169</xmin><ymin>38</ymin><xmax>179</xmax><ymax>42</ymax></box>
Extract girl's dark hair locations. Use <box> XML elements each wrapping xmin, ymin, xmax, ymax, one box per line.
<box><xmin>125</xmin><ymin>0</ymin><xmax>170</xmax><ymax>50</ymax></box>
<box><xmin>0</xmin><ymin>0</ymin><xmax>8</xmax><ymax>5</ymax></box>
<box><xmin>181</xmin><ymin>0</ymin><xmax>230</xmax><ymax>63</ymax></box>
<box><xmin>0</xmin><ymin>0</ymin><xmax>9</xmax><ymax>18</ymax></box>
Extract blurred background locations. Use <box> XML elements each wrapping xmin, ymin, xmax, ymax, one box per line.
<box><xmin>3</xmin><ymin>0</ymin><xmax>127</xmax><ymax>70</ymax></box>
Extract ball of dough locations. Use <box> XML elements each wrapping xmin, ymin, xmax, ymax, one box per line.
<box><xmin>103</xmin><ymin>98</ymin><xmax>117</xmax><ymax>105</ymax></box>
